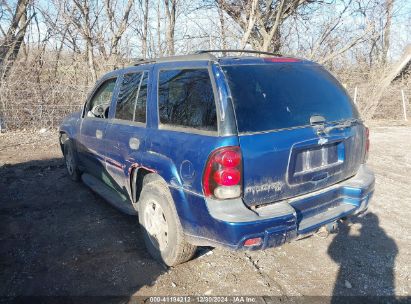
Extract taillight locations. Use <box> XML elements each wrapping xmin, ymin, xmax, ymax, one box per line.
<box><xmin>364</xmin><ymin>126</ymin><xmax>370</xmax><ymax>162</ymax></box>
<box><xmin>203</xmin><ymin>146</ymin><xmax>242</xmax><ymax>199</ymax></box>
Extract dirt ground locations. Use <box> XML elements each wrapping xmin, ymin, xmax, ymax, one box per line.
<box><xmin>0</xmin><ymin>126</ymin><xmax>410</xmax><ymax>300</ymax></box>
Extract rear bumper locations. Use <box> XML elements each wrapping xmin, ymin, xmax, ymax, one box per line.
<box><xmin>172</xmin><ymin>165</ymin><xmax>374</xmax><ymax>250</ymax></box>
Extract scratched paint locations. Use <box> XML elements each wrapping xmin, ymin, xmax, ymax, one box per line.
<box><xmin>245</xmin><ymin>180</ymin><xmax>285</xmax><ymax>196</ymax></box>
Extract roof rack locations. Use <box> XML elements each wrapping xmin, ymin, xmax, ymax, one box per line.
<box><xmin>195</xmin><ymin>49</ymin><xmax>282</xmax><ymax>57</ymax></box>
<box><xmin>131</xmin><ymin>50</ymin><xmax>282</xmax><ymax>67</ymax></box>
<box><xmin>133</xmin><ymin>53</ymin><xmax>216</xmax><ymax>66</ymax></box>
<box><xmin>157</xmin><ymin>53</ymin><xmax>216</xmax><ymax>62</ymax></box>
<box><xmin>133</xmin><ymin>58</ymin><xmax>155</xmax><ymax>66</ymax></box>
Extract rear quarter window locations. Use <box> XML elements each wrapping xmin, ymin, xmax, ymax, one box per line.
<box><xmin>222</xmin><ymin>63</ymin><xmax>359</xmax><ymax>133</ymax></box>
<box><xmin>158</xmin><ymin>68</ymin><xmax>217</xmax><ymax>131</ymax></box>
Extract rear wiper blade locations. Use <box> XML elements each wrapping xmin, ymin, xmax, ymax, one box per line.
<box><xmin>313</xmin><ymin>118</ymin><xmax>358</xmax><ymax>135</ymax></box>
<box><xmin>323</xmin><ymin>119</ymin><xmax>358</xmax><ymax>134</ymax></box>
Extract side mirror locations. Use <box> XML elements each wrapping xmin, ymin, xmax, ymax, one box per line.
<box><xmin>91</xmin><ymin>104</ymin><xmax>105</xmax><ymax>118</ymax></box>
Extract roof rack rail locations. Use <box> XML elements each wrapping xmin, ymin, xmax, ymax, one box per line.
<box><xmin>157</xmin><ymin>53</ymin><xmax>216</xmax><ymax>62</ymax></box>
<box><xmin>195</xmin><ymin>49</ymin><xmax>282</xmax><ymax>57</ymax></box>
<box><xmin>133</xmin><ymin>58</ymin><xmax>155</xmax><ymax>66</ymax></box>
<box><xmin>132</xmin><ymin>52</ymin><xmax>216</xmax><ymax>66</ymax></box>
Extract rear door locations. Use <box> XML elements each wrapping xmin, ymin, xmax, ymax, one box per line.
<box><xmin>104</xmin><ymin>69</ymin><xmax>150</xmax><ymax>196</ymax></box>
<box><xmin>222</xmin><ymin>61</ymin><xmax>366</xmax><ymax>206</ymax></box>
<box><xmin>148</xmin><ymin>61</ymin><xmax>222</xmax><ymax>196</ymax></box>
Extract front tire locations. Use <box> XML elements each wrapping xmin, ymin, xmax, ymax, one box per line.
<box><xmin>138</xmin><ymin>175</ymin><xmax>196</xmax><ymax>266</ymax></box>
<box><xmin>63</xmin><ymin>139</ymin><xmax>81</xmax><ymax>181</ymax></box>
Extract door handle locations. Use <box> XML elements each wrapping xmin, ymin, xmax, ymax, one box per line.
<box><xmin>129</xmin><ymin>137</ymin><xmax>140</xmax><ymax>150</ymax></box>
<box><xmin>96</xmin><ymin>129</ymin><xmax>103</xmax><ymax>139</ymax></box>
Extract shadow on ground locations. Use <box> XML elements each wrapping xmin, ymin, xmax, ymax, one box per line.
<box><xmin>329</xmin><ymin>212</ymin><xmax>398</xmax><ymax>301</ymax></box>
<box><xmin>0</xmin><ymin>158</ymin><xmax>165</xmax><ymax>299</ymax></box>
<box><xmin>0</xmin><ymin>157</ymin><xmax>406</xmax><ymax>301</ymax></box>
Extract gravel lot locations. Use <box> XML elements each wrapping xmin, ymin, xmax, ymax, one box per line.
<box><xmin>0</xmin><ymin>126</ymin><xmax>410</xmax><ymax>300</ymax></box>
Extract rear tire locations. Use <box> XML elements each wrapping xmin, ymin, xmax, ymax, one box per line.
<box><xmin>138</xmin><ymin>175</ymin><xmax>196</xmax><ymax>266</ymax></box>
<box><xmin>63</xmin><ymin>139</ymin><xmax>81</xmax><ymax>181</ymax></box>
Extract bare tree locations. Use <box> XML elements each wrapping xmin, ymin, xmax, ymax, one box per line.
<box><xmin>48</xmin><ymin>0</ymin><xmax>136</xmax><ymax>79</ymax></box>
<box><xmin>363</xmin><ymin>44</ymin><xmax>411</xmax><ymax>119</ymax></box>
<box><xmin>0</xmin><ymin>0</ymin><xmax>33</xmax><ymax>79</ymax></box>
<box><xmin>141</xmin><ymin>0</ymin><xmax>150</xmax><ymax>59</ymax></box>
<box><xmin>156</xmin><ymin>1</ymin><xmax>164</xmax><ymax>57</ymax></box>
<box><xmin>59</xmin><ymin>0</ymin><xmax>98</xmax><ymax>81</ymax></box>
<box><xmin>1</xmin><ymin>0</ymin><xmax>410</xmax><ymax>130</ymax></box>
<box><xmin>217</xmin><ymin>3</ymin><xmax>227</xmax><ymax>51</ymax></box>
<box><xmin>238</xmin><ymin>0</ymin><xmax>258</xmax><ymax>50</ymax></box>
<box><xmin>217</xmin><ymin>0</ymin><xmax>312</xmax><ymax>52</ymax></box>
<box><xmin>132</xmin><ymin>0</ymin><xmax>150</xmax><ymax>59</ymax></box>
<box><xmin>381</xmin><ymin>0</ymin><xmax>394</xmax><ymax>64</ymax></box>
<box><xmin>104</xmin><ymin>0</ymin><xmax>134</xmax><ymax>57</ymax></box>
<box><xmin>350</xmin><ymin>0</ymin><xmax>400</xmax><ymax>67</ymax></box>
<box><xmin>164</xmin><ymin>0</ymin><xmax>177</xmax><ymax>55</ymax></box>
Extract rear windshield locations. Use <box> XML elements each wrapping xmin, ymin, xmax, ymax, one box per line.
<box><xmin>222</xmin><ymin>63</ymin><xmax>359</xmax><ymax>133</ymax></box>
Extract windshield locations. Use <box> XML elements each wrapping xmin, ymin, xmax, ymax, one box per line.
<box><xmin>222</xmin><ymin>63</ymin><xmax>359</xmax><ymax>133</ymax></box>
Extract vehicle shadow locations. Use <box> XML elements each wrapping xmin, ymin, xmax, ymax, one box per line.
<box><xmin>0</xmin><ymin>158</ymin><xmax>165</xmax><ymax>299</ymax></box>
<box><xmin>328</xmin><ymin>212</ymin><xmax>398</xmax><ymax>302</ymax></box>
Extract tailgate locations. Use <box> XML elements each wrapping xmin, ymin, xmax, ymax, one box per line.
<box><xmin>239</xmin><ymin>124</ymin><xmax>366</xmax><ymax>206</ymax></box>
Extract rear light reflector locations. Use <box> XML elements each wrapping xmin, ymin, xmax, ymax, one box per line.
<box><xmin>244</xmin><ymin>237</ymin><xmax>262</xmax><ymax>247</ymax></box>
<box><xmin>203</xmin><ymin>146</ymin><xmax>242</xmax><ymax>199</ymax></box>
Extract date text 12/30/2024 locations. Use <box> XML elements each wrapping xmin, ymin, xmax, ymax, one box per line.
<box><xmin>149</xmin><ymin>296</ymin><xmax>258</xmax><ymax>303</ymax></box>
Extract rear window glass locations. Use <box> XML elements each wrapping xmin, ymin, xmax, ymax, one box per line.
<box><xmin>158</xmin><ymin>69</ymin><xmax>217</xmax><ymax>131</ymax></box>
<box><xmin>222</xmin><ymin>64</ymin><xmax>359</xmax><ymax>133</ymax></box>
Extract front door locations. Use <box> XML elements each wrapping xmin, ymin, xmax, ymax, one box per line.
<box><xmin>78</xmin><ymin>77</ymin><xmax>118</xmax><ymax>179</ymax></box>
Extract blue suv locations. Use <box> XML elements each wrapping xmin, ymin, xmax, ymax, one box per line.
<box><xmin>59</xmin><ymin>50</ymin><xmax>375</xmax><ymax>266</ymax></box>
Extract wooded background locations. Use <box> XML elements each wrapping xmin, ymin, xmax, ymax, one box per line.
<box><xmin>0</xmin><ymin>0</ymin><xmax>410</xmax><ymax>130</ymax></box>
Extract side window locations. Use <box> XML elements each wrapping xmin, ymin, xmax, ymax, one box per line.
<box><xmin>115</xmin><ymin>71</ymin><xmax>148</xmax><ymax>123</ymax></box>
<box><xmin>135</xmin><ymin>73</ymin><xmax>148</xmax><ymax>123</ymax></box>
<box><xmin>158</xmin><ymin>69</ymin><xmax>217</xmax><ymax>131</ymax></box>
<box><xmin>86</xmin><ymin>78</ymin><xmax>117</xmax><ymax>119</ymax></box>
